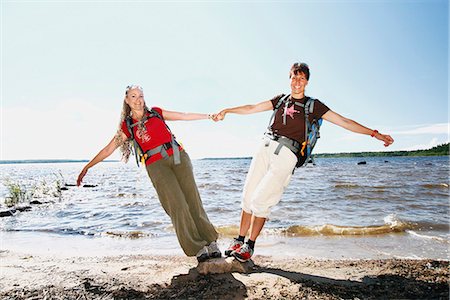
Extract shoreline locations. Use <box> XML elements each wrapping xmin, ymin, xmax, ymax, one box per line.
<box><xmin>0</xmin><ymin>249</ymin><xmax>448</xmax><ymax>299</ymax></box>
<box><xmin>2</xmin><ymin>231</ymin><xmax>449</xmax><ymax>261</ymax></box>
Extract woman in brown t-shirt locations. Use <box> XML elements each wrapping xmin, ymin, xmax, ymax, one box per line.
<box><xmin>215</xmin><ymin>62</ymin><xmax>394</xmax><ymax>262</ymax></box>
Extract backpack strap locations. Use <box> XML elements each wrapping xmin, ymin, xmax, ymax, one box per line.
<box><xmin>301</xmin><ymin>97</ymin><xmax>314</xmax><ymax>155</ymax></box>
<box><xmin>125</xmin><ymin>116</ymin><xmax>144</xmax><ymax>167</ymax></box>
<box><xmin>304</xmin><ymin>97</ymin><xmax>313</xmax><ymax>134</ymax></box>
<box><xmin>267</xmin><ymin>94</ymin><xmax>290</xmax><ymax>132</ymax></box>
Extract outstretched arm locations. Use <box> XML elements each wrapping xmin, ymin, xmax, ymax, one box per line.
<box><xmin>77</xmin><ymin>131</ymin><xmax>127</xmax><ymax>186</ymax></box>
<box><xmin>322</xmin><ymin>110</ymin><xmax>394</xmax><ymax>147</ymax></box>
<box><xmin>162</xmin><ymin>110</ymin><xmax>216</xmax><ymax>121</ymax></box>
<box><xmin>216</xmin><ymin>100</ymin><xmax>273</xmax><ymax>121</ymax></box>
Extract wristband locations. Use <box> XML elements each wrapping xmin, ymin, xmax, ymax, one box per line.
<box><xmin>370</xmin><ymin>129</ymin><xmax>379</xmax><ymax>137</ymax></box>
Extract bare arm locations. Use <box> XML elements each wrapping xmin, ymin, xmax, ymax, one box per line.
<box><xmin>322</xmin><ymin>110</ymin><xmax>394</xmax><ymax>147</ymax></box>
<box><xmin>77</xmin><ymin>131</ymin><xmax>127</xmax><ymax>186</ymax></box>
<box><xmin>216</xmin><ymin>100</ymin><xmax>273</xmax><ymax>120</ymax></box>
<box><xmin>162</xmin><ymin>109</ymin><xmax>215</xmax><ymax>121</ymax></box>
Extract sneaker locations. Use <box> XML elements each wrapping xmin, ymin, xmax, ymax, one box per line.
<box><xmin>232</xmin><ymin>243</ymin><xmax>254</xmax><ymax>262</ymax></box>
<box><xmin>196</xmin><ymin>246</ymin><xmax>209</xmax><ymax>263</ymax></box>
<box><xmin>207</xmin><ymin>241</ymin><xmax>222</xmax><ymax>259</ymax></box>
<box><xmin>225</xmin><ymin>238</ymin><xmax>244</xmax><ymax>257</ymax></box>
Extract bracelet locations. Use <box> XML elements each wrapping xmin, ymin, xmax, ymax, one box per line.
<box><xmin>370</xmin><ymin>129</ymin><xmax>379</xmax><ymax>137</ymax></box>
<box><xmin>207</xmin><ymin>114</ymin><xmax>212</xmax><ymax>119</ymax></box>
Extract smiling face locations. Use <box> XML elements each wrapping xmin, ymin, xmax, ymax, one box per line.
<box><xmin>125</xmin><ymin>87</ymin><xmax>145</xmax><ymax>112</ymax></box>
<box><xmin>290</xmin><ymin>71</ymin><xmax>308</xmax><ymax>98</ymax></box>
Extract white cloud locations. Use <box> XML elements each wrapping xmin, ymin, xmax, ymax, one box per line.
<box><xmin>391</xmin><ymin>123</ymin><xmax>449</xmax><ymax>135</ymax></box>
<box><xmin>403</xmin><ymin>138</ymin><xmax>439</xmax><ymax>151</ymax></box>
<box><xmin>401</xmin><ymin>137</ymin><xmax>444</xmax><ymax>151</ymax></box>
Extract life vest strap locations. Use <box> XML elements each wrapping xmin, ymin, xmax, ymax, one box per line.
<box><xmin>141</xmin><ymin>141</ymin><xmax>180</xmax><ymax>164</ymax></box>
<box><xmin>265</xmin><ymin>133</ymin><xmax>301</xmax><ymax>156</ymax></box>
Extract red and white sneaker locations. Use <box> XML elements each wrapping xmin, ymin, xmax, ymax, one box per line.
<box><xmin>232</xmin><ymin>243</ymin><xmax>254</xmax><ymax>262</ymax></box>
<box><xmin>224</xmin><ymin>239</ymin><xmax>244</xmax><ymax>256</ymax></box>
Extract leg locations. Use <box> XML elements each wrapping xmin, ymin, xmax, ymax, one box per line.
<box><xmin>146</xmin><ymin>158</ymin><xmax>207</xmax><ymax>256</ymax></box>
<box><xmin>225</xmin><ymin>209</ymin><xmax>252</xmax><ymax>256</ymax></box>
<box><xmin>226</xmin><ymin>140</ymin><xmax>270</xmax><ymax>257</ymax></box>
<box><xmin>239</xmin><ymin>210</ymin><xmax>252</xmax><ymax>237</ymax></box>
<box><xmin>250</xmin><ymin>140</ymin><xmax>297</xmax><ymax>221</ymax></box>
<box><xmin>234</xmin><ymin>141</ymin><xmax>296</xmax><ymax>262</ymax></box>
<box><xmin>172</xmin><ymin>151</ymin><xmax>218</xmax><ymax>244</ymax></box>
<box><xmin>233</xmin><ymin>215</ymin><xmax>266</xmax><ymax>262</ymax></box>
<box><xmin>241</xmin><ymin>139</ymin><xmax>270</xmax><ymax>216</ymax></box>
<box><xmin>249</xmin><ymin>216</ymin><xmax>266</xmax><ymax>241</ymax></box>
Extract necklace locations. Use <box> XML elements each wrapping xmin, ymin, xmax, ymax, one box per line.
<box><xmin>131</xmin><ymin>110</ymin><xmax>148</xmax><ymax>136</ymax></box>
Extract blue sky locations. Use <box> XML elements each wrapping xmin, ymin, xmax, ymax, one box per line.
<box><xmin>2</xmin><ymin>0</ymin><xmax>448</xmax><ymax>160</ymax></box>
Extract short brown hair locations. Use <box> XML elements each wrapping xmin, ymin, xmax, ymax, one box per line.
<box><xmin>290</xmin><ymin>62</ymin><xmax>310</xmax><ymax>80</ymax></box>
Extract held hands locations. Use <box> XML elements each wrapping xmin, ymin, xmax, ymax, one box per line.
<box><xmin>211</xmin><ymin>110</ymin><xmax>226</xmax><ymax>122</ymax></box>
<box><xmin>207</xmin><ymin>111</ymin><xmax>226</xmax><ymax>122</ymax></box>
<box><xmin>208</xmin><ymin>113</ymin><xmax>219</xmax><ymax>122</ymax></box>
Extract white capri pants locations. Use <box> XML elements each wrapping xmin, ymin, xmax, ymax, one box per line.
<box><xmin>241</xmin><ymin>137</ymin><xmax>297</xmax><ymax>218</ymax></box>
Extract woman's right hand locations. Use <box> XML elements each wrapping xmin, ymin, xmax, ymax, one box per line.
<box><xmin>76</xmin><ymin>134</ymin><xmax>123</xmax><ymax>187</ymax></box>
<box><xmin>77</xmin><ymin>167</ymin><xmax>88</xmax><ymax>186</ymax></box>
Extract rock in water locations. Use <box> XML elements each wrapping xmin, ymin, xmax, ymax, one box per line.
<box><xmin>0</xmin><ymin>210</ymin><xmax>14</xmax><ymax>217</ymax></box>
<box><xmin>196</xmin><ymin>257</ymin><xmax>255</xmax><ymax>275</ymax></box>
<box><xmin>83</xmin><ymin>184</ymin><xmax>97</xmax><ymax>188</ymax></box>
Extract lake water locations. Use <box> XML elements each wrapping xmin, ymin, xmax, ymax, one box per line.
<box><xmin>1</xmin><ymin>156</ymin><xmax>448</xmax><ymax>260</ymax></box>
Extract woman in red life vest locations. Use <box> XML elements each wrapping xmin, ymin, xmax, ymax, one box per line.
<box><xmin>77</xmin><ymin>85</ymin><xmax>221</xmax><ymax>262</ymax></box>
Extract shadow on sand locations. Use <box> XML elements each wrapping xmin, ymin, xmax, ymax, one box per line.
<box><xmin>120</xmin><ymin>261</ymin><xmax>448</xmax><ymax>299</ymax></box>
<box><xmin>2</xmin><ymin>260</ymin><xmax>448</xmax><ymax>299</ymax></box>
<box><xmin>250</xmin><ymin>264</ymin><xmax>449</xmax><ymax>299</ymax></box>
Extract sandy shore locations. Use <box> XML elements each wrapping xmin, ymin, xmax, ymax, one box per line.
<box><xmin>0</xmin><ymin>250</ymin><xmax>448</xmax><ymax>299</ymax></box>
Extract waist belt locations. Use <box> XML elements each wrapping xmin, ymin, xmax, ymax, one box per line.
<box><xmin>265</xmin><ymin>133</ymin><xmax>301</xmax><ymax>156</ymax></box>
<box><xmin>141</xmin><ymin>141</ymin><xmax>180</xmax><ymax>164</ymax></box>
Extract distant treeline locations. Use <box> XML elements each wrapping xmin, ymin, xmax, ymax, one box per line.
<box><xmin>315</xmin><ymin>143</ymin><xmax>449</xmax><ymax>158</ymax></box>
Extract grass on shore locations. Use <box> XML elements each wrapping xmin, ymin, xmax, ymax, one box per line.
<box><xmin>2</xmin><ymin>172</ymin><xmax>66</xmax><ymax>208</ymax></box>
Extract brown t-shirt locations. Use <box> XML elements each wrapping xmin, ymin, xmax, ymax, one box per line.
<box><xmin>269</xmin><ymin>94</ymin><xmax>330</xmax><ymax>144</ymax></box>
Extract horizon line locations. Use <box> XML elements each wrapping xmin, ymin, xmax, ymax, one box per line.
<box><xmin>0</xmin><ymin>142</ymin><xmax>447</xmax><ymax>164</ymax></box>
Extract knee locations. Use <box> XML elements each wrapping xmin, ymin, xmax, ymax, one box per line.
<box><xmin>241</xmin><ymin>196</ymin><xmax>253</xmax><ymax>215</ymax></box>
<box><xmin>250</xmin><ymin>204</ymin><xmax>270</xmax><ymax>218</ymax></box>
<box><xmin>250</xmin><ymin>193</ymin><xmax>283</xmax><ymax>218</ymax></box>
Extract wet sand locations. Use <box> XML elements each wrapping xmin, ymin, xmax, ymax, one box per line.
<box><xmin>0</xmin><ymin>250</ymin><xmax>448</xmax><ymax>299</ymax></box>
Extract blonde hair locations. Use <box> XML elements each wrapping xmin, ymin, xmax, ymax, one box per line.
<box><xmin>116</xmin><ymin>86</ymin><xmax>150</xmax><ymax>163</ymax></box>
<box><xmin>116</xmin><ymin>101</ymin><xmax>132</xmax><ymax>162</ymax></box>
